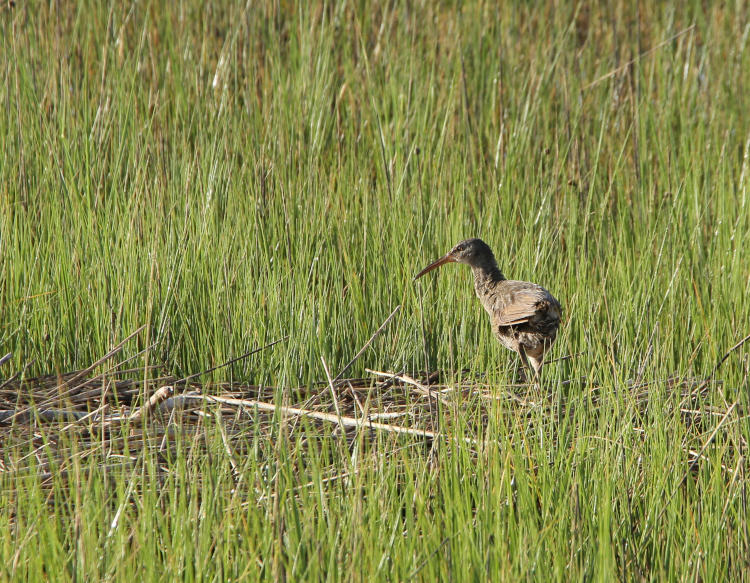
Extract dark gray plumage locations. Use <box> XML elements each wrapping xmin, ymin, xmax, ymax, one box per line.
<box><xmin>414</xmin><ymin>238</ymin><xmax>562</xmax><ymax>380</ymax></box>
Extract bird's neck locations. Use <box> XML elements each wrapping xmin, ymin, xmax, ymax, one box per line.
<box><xmin>470</xmin><ymin>258</ymin><xmax>506</xmax><ymax>292</ymax></box>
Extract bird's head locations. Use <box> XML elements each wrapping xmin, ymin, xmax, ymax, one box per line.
<box><xmin>413</xmin><ymin>238</ymin><xmax>494</xmax><ymax>280</ymax></box>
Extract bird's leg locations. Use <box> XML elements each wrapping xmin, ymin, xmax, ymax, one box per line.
<box><xmin>528</xmin><ymin>356</ymin><xmax>543</xmax><ymax>388</ymax></box>
<box><xmin>517</xmin><ymin>346</ymin><xmax>533</xmax><ymax>384</ymax></box>
<box><xmin>518</xmin><ymin>347</ymin><xmax>542</xmax><ymax>389</ymax></box>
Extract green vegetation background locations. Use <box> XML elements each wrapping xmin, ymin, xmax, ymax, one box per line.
<box><xmin>2</xmin><ymin>1</ymin><xmax>749</xmax><ymax>580</ymax></box>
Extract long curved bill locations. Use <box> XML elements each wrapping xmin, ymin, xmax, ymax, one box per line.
<box><xmin>413</xmin><ymin>254</ymin><xmax>456</xmax><ymax>281</ymax></box>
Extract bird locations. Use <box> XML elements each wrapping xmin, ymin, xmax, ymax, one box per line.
<box><xmin>414</xmin><ymin>238</ymin><xmax>561</xmax><ymax>382</ymax></box>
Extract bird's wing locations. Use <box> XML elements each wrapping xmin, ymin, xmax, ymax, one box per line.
<box><xmin>491</xmin><ymin>284</ymin><xmax>559</xmax><ymax>327</ymax></box>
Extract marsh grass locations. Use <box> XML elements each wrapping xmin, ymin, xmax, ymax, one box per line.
<box><xmin>2</xmin><ymin>0</ymin><xmax>750</xmax><ymax>580</ymax></box>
